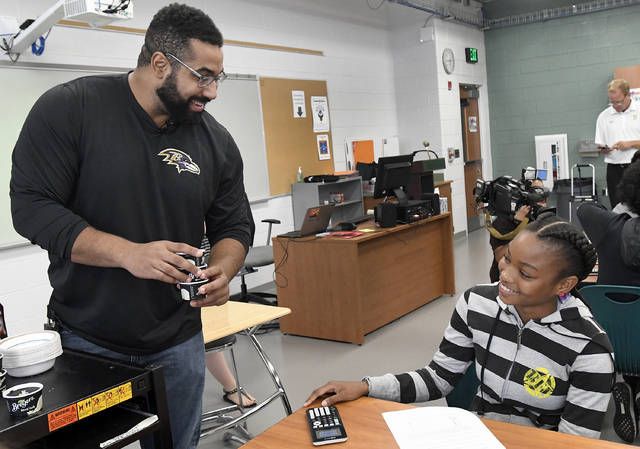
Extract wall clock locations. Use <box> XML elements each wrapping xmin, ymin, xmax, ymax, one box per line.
<box><xmin>442</xmin><ymin>48</ymin><xmax>455</xmax><ymax>74</ymax></box>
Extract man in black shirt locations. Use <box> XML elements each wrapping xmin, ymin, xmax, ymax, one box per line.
<box><xmin>10</xmin><ymin>4</ymin><xmax>251</xmax><ymax>449</ymax></box>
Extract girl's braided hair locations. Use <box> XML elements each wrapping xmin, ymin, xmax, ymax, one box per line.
<box><xmin>525</xmin><ymin>212</ymin><xmax>597</xmax><ymax>281</ymax></box>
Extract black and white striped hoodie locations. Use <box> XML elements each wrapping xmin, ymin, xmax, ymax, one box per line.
<box><xmin>366</xmin><ymin>284</ymin><xmax>615</xmax><ymax>439</ymax></box>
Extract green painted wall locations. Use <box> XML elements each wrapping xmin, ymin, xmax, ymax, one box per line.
<box><xmin>485</xmin><ymin>5</ymin><xmax>640</xmax><ymax>201</ymax></box>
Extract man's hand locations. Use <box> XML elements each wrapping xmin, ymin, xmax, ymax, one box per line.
<box><xmin>304</xmin><ymin>381</ymin><xmax>369</xmax><ymax>407</ymax></box>
<box><xmin>514</xmin><ymin>205</ymin><xmax>531</xmax><ymax>222</ymax></box>
<box><xmin>612</xmin><ymin>141</ymin><xmax>635</xmax><ymax>151</ymax></box>
<box><xmin>188</xmin><ymin>265</ymin><xmax>230</xmax><ymax>308</ymax></box>
<box><xmin>121</xmin><ymin>241</ymin><xmax>203</xmax><ymax>283</ymax></box>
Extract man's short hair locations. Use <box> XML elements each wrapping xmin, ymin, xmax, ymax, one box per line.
<box><xmin>137</xmin><ymin>3</ymin><xmax>223</xmax><ymax>67</ymax></box>
<box><xmin>608</xmin><ymin>79</ymin><xmax>630</xmax><ymax>96</ymax></box>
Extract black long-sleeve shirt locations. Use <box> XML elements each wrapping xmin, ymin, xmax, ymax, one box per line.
<box><xmin>577</xmin><ymin>202</ymin><xmax>640</xmax><ymax>286</ymax></box>
<box><xmin>10</xmin><ymin>73</ymin><xmax>251</xmax><ymax>354</ymax></box>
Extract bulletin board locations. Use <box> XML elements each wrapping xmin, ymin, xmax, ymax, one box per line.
<box><xmin>614</xmin><ymin>64</ymin><xmax>640</xmax><ymax>88</ymax></box>
<box><xmin>259</xmin><ymin>77</ymin><xmax>334</xmax><ymax>196</ymax></box>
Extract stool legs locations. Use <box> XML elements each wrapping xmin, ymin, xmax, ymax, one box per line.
<box><xmin>199</xmin><ymin>325</ymin><xmax>292</xmax><ymax>443</ymax></box>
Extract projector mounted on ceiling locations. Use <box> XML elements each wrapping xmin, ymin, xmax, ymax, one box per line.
<box><xmin>4</xmin><ymin>0</ymin><xmax>133</xmax><ymax>58</ymax></box>
<box><xmin>64</xmin><ymin>0</ymin><xmax>133</xmax><ymax>26</ymax></box>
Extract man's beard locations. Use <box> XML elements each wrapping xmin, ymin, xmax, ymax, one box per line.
<box><xmin>156</xmin><ymin>72</ymin><xmax>208</xmax><ymax>124</ymax></box>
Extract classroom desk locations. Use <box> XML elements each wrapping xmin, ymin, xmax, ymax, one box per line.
<box><xmin>273</xmin><ymin>213</ymin><xmax>455</xmax><ymax>344</ymax></box>
<box><xmin>240</xmin><ymin>397</ymin><xmax>629</xmax><ymax>449</ymax></box>
<box><xmin>199</xmin><ymin>302</ymin><xmax>293</xmax><ymax>440</ymax></box>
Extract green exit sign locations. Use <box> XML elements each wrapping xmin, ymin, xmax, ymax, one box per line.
<box><xmin>465</xmin><ymin>47</ymin><xmax>478</xmax><ymax>63</ymax></box>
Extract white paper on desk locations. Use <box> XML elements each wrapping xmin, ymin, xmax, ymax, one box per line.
<box><xmin>382</xmin><ymin>407</ymin><xmax>505</xmax><ymax>449</ymax></box>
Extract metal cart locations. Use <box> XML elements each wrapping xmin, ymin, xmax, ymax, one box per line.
<box><xmin>569</xmin><ymin>163</ymin><xmax>598</xmax><ymax>224</ymax></box>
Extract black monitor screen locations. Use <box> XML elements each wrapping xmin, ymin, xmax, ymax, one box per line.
<box><xmin>356</xmin><ymin>162</ymin><xmax>377</xmax><ymax>181</ymax></box>
<box><xmin>373</xmin><ymin>155</ymin><xmax>413</xmax><ymax>202</ymax></box>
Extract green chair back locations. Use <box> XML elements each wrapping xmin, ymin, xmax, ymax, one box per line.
<box><xmin>579</xmin><ymin>285</ymin><xmax>640</xmax><ymax>376</ymax></box>
<box><xmin>445</xmin><ymin>364</ymin><xmax>479</xmax><ymax>410</ymax></box>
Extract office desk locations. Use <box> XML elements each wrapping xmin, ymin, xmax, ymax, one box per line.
<box><xmin>273</xmin><ymin>213</ymin><xmax>455</xmax><ymax>344</ymax></box>
<box><xmin>0</xmin><ymin>350</ymin><xmax>171</xmax><ymax>449</ymax></box>
<box><xmin>199</xmin><ymin>302</ymin><xmax>293</xmax><ymax>440</ymax></box>
<box><xmin>241</xmin><ymin>397</ymin><xmax>628</xmax><ymax>449</ymax></box>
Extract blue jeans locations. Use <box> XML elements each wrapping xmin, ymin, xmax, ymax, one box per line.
<box><xmin>60</xmin><ymin>328</ymin><xmax>205</xmax><ymax>449</ymax></box>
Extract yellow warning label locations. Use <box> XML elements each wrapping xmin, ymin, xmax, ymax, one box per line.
<box><xmin>76</xmin><ymin>398</ymin><xmax>93</xmax><ymax>420</ymax></box>
<box><xmin>48</xmin><ymin>404</ymin><xmax>78</xmax><ymax>432</ymax></box>
<box><xmin>76</xmin><ymin>382</ymin><xmax>133</xmax><ymax>420</ymax></box>
<box><xmin>523</xmin><ymin>367</ymin><xmax>556</xmax><ymax>399</ymax></box>
<box><xmin>117</xmin><ymin>383</ymin><xmax>133</xmax><ymax>402</ymax></box>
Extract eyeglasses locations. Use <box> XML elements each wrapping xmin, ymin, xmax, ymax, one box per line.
<box><xmin>166</xmin><ymin>52</ymin><xmax>226</xmax><ymax>88</ymax></box>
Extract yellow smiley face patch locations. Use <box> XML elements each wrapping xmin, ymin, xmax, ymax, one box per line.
<box><xmin>523</xmin><ymin>367</ymin><xmax>556</xmax><ymax>399</ymax></box>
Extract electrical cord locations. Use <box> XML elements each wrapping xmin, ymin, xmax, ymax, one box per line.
<box><xmin>272</xmin><ymin>237</ymin><xmax>290</xmax><ymax>288</ymax></box>
<box><xmin>31</xmin><ymin>28</ymin><xmax>51</xmax><ymax>57</ymax></box>
<box><xmin>102</xmin><ymin>0</ymin><xmax>131</xmax><ymax>14</ymax></box>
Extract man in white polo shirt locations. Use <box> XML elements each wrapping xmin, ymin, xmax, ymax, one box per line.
<box><xmin>595</xmin><ymin>78</ymin><xmax>640</xmax><ymax>208</ymax></box>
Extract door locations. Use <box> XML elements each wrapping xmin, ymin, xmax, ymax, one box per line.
<box><xmin>460</xmin><ymin>85</ymin><xmax>483</xmax><ymax>232</ymax></box>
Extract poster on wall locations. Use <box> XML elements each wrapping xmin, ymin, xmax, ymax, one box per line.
<box><xmin>317</xmin><ymin>134</ymin><xmax>331</xmax><ymax>161</ymax></box>
<box><xmin>311</xmin><ymin>96</ymin><xmax>330</xmax><ymax>132</ymax></box>
<box><xmin>468</xmin><ymin>116</ymin><xmax>478</xmax><ymax>133</ymax></box>
<box><xmin>291</xmin><ymin>90</ymin><xmax>306</xmax><ymax>118</ymax></box>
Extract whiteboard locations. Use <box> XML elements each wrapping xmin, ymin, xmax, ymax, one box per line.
<box><xmin>206</xmin><ymin>74</ymin><xmax>270</xmax><ymax>202</ymax></box>
<box><xmin>0</xmin><ymin>64</ymin><xmax>269</xmax><ymax>249</ymax></box>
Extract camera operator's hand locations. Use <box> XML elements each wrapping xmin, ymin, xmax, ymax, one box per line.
<box><xmin>514</xmin><ymin>205</ymin><xmax>531</xmax><ymax>222</ymax></box>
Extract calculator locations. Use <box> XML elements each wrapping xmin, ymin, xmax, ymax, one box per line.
<box><xmin>306</xmin><ymin>406</ymin><xmax>348</xmax><ymax>445</ymax></box>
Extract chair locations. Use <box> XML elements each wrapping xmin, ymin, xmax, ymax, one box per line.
<box><xmin>231</xmin><ymin>219</ymin><xmax>280</xmax><ymax>306</ymax></box>
<box><xmin>200</xmin><ymin>334</ymin><xmax>251</xmax><ymax>445</ymax></box>
<box><xmin>579</xmin><ymin>285</ymin><xmax>640</xmax><ymax>375</ymax></box>
<box><xmin>445</xmin><ymin>364</ymin><xmax>480</xmax><ymax>410</ymax></box>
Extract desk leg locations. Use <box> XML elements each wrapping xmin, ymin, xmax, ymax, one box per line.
<box><xmin>248</xmin><ymin>326</ymin><xmax>293</xmax><ymax>415</ymax></box>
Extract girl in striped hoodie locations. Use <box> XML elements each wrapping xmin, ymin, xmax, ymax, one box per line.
<box><xmin>305</xmin><ymin>213</ymin><xmax>615</xmax><ymax>439</ymax></box>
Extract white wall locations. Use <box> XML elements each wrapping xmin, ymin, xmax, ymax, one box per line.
<box><xmin>433</xmin><ymin>19</ymin><xmax>492</xmax><ymax>233</ymax></box>
<box><xmin>0</xmin><ymin>0</ymin><xmax>491</xmax><ymax>335</ymax></box>
<box><xmin>386</xmin><ymin>3</ymin><xmax>491</xmax><ymax>234</ymax></box>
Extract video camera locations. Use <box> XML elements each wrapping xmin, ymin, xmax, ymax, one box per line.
<box><xmin>474</xmin><ymin>168</ymin><xmax>552</xmax><ymax>220</ymax></box>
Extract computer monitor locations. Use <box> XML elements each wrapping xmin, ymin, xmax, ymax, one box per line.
<box><xmin>407</xmin><ymin>161</ymin><xmax>435</xmax><ymax>200</ymax></box>
<box><xmin>373</xmin><ymin>155</ymin><xmax>413</xmax><ymax>205</ymax></box>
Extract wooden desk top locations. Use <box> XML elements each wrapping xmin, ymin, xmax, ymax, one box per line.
<box><xmin>273</xmin><ymin>212</ymin><xmax>452</xmax><ymax>246</ymax></box>
<box><xmin>241</xmin><ymin>397</ymin><xmax>628</xmax><ymax>449</ymax></box>
<box><xmin>200</xmin><ymin>301</ymin><xmax>290</xmax><ymax>343</ymax></box>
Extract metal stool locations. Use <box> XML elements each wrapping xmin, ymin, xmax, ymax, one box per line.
<box><xmin>200</xmin><ymin>334</ymin><xmax>251</xmax><ymax>445</ymax></box>
<box><xmin>199</xmin><ymin>326</ymin><xmax>292</xmax><ymax>445</ymax></box>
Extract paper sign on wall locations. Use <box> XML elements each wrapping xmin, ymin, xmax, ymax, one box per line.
<box><xmin>468</xmin><ymin>116</ymin><xmax>478</xmax><ymax>133</ymax></box>
<box><xmin>292</xmin><ymin>90</ymin><xmax>306</xmax><ymax>118</ymax></box>
<box><xmin>317</xmin><ymin>134</ymin><xmax>331</xmax><ymax>160</ymax></box>
<box><xmin>311</xmin><ymin>96</ymin><xmax>330</xmax><ymax>132</ymax></box>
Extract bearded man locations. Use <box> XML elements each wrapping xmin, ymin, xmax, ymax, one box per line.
<box><xmin>10</xmin><ymin>4</ymin><xmax>250</xmax><ymax>448</ymax></box>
